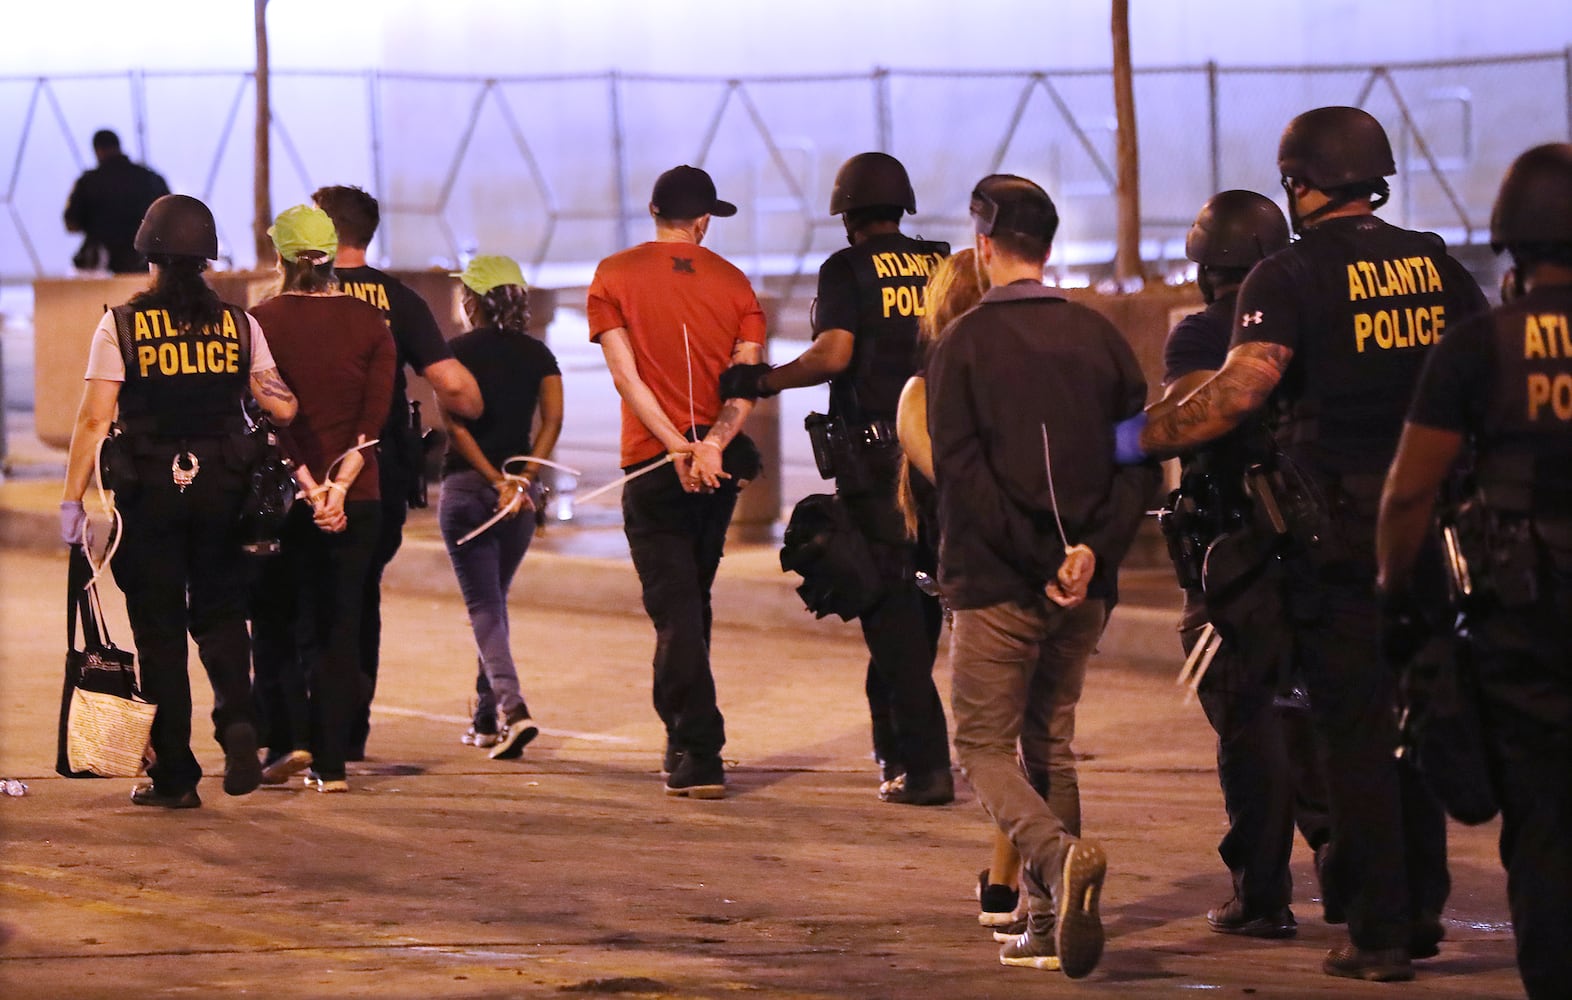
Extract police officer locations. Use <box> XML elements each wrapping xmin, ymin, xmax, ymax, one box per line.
<box><xmin>1151</xmin><ymin>191</ymin><xmax>1330</xmax><ymax>939</ymax></box>
<box><xmin>1377</xmin><ymin>142</ymin><xmax>1572</xmax><ymax>1000</ymax></box>
<box><xmin>59</xmin><ymin>194</ymin><xmax>299</xmax><ymax>808</ymax></box>
<box><xmin>1120</xmin><ymin>106</ymin><xmax>1488</xmax><ymax>981</ymax></box>
<box><xmin>721</xmin><ymin>152</ymin><xmax>954</xmax><ymax>805</ymax></box>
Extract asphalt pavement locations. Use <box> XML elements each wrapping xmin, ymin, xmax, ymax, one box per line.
<box><xmin>0</xmin><ymin>525</ymin><xmax>1528</xmax><ymax>998</ymax></box>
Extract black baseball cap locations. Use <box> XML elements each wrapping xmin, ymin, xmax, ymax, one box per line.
<box><xmin>651</xmin><ymin>165</ymin><xmax>737</xmax><ymax>219</ymax></box>
<box><xmin>970</xmin><ymin>174</ymin><xmax>1059</xmax><ymax>244</ymax></box>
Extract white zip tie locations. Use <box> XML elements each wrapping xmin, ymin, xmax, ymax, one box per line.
<box><xmin>573</xmin><ymin>453</ymin><xmax>676</xmax><ymax>506</ymax></box>
<box><xmin>455</xmin><ymin>455</ymin><xmax>583</xmax><ymax>546</ymax></box>
<box><xmin>83</xmin><ymin>433</ymin><xmax>123</xmax><ymax>591</ymax></box>
<box><xmin>1040</xmin><ymin>423</ymin><xmax>1072</xmax><ymax>551</ymax></box>
<box><xmin>683</xmin><ymin>322</ymin><xmax>698</xmax><ymax>444</ymax></box>
<box><xmin>297</xmin><ymin>438</ymin><xmax>380</xmax><ymax>500</ymax></box>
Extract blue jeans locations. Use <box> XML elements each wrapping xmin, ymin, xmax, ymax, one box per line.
<box><xmin>439</xmin><ymin>470</ymin><xmax>538</xmax><ymax>722</ymax></box>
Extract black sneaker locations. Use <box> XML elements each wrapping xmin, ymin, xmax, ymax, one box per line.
<box><xmin>998</xmin><ymin>926</ymin><xmax>1060</xmax><ymax>970</ymax></box>
<box><xmin>489</xmin><ymin>707</ymin><xmax>539</xmax><ymax>760</ymax></box>
<box><xmin>1410</xmin><ymin>911</ymin><xmax>1444</xmax><ymax>959</ymax></box>
<box><xmin>130</xmin><ymin>784</ymin><xmax>201</xmax><ymax>809</ymax></box>
<box><xmin>1054</xmin><ymin>840</ymin><xmax>1108</xmax><ymax>980</ymax></box>
<box><xmin>664</xmin><ymin>752</ymin><xmax>726</xmax><ymax>799</ymax></box>
<box><xmin>1322</xmin><ymin>943</ymin><xmax>1414</xmax><ymax>982</ymax></box>
<box><xmin>878</xmin><ymin>768</ymin><xmax>954</xmax><ymax>806</ymax></box>
<box><xmin>662</xmin><ymin>739</ymin><xmax>682</xmax><ymax>775</ymax></box>
<box><xmin>977</xmin><ymin>869</ymin><xmax>1021</xmax><ymax>927</ymax></box>
<box><xmin>221</xmin><ymin>722</ymin><xmax>263</xmax><ymax>797</ymax></box>
<box><xmin>1206</xmin><ymin>897</ymin><xmax>1297</xmax><ymax>938</ymax></box>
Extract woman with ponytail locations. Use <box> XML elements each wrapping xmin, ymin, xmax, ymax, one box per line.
<box><xmin>438</xmin><ymin>255</ymin><xmax>563</xmax><ymax>760</ymax></box>
<box><xmin>248</xmin><ymin>204</ymin><xmax>396</xmax><ymax>794</ymax></box>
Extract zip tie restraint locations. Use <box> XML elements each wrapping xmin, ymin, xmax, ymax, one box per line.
<box><xmin>297</xmin><ymin>438</ymin><xmax>380</xmax><ymax>501</ymax></box>
<box><xmin>454</xmin><ymin>455</ymin><xmax>583</xmax><ymax>547</ymax></box>
<box><xmin>82</xmin><ymin>433</ymin><xmax>124</xmax><ymax>590</ymax></box>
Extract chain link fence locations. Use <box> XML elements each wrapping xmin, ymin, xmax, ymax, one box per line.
<box><xmin>4</xmin><ymin>51</ymin><xmax>1570</xmax><ymax>305</ymax></box>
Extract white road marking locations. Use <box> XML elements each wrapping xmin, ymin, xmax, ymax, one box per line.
<box><xmin>370</xmin><ymin>704</ymin><xmax>635</xmax><ymax>744</ymax></box>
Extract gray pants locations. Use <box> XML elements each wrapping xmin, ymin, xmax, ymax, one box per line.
<box><xmin>952</xmin><ymin>597</ymin><xmax>1106</xmax><ymax>915</ymax></box>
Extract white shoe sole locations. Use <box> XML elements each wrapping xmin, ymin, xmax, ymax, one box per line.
<box><xmin>998</xmin><ymin>932</ymin><xmax>1061</xmax><ymax>971</ymax></box>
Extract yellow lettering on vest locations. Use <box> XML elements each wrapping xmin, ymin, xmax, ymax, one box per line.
<box><xmin>157</xmin><ymin>342</ymin><xmax>178</xmax><ymax>374</ymax></box>
<box><xmin>1382</xmin><ymin>260</ymin><xmax>1406</xmax><ymax>299</ymax></box>
<box><xmin>1525</xmin><ymin>316</ymin><xmax>1548</xmax><ymax>359</ymax></box>
<box><xmin>221</xmin><ymin>310</ymin><xmax>238</xmax><ymax>340</ymax></box>
<box><xmin>1394</xmin><ymin>309</ymin><xmax>1413</xmax><ymax>349</ymax></box>
<box><xmin>1423</xmin><ymin>258</ymin><xmax>1442</xmax><ymax>292</ymax></box>
<box><xmin>881</xmin><ymin>286</ymin><xmax>898</xmax><ymax>316</ymax></box>
<box><xmin>133</xmin><ymin>311</ymin><xmax>153</xmax><ymax>341</ymax></box>
<box><xmin>1528</xmin><ymin>373</ymin><xmax>1551</xmax><ymax>419</ymax></box>
<box><xmin>137</xmin><ymin>344</ymin><xmax>157</xmax><ymax>377</ymax></box>
<box><xmin>1354</xmin><ymin>311</ymin><xmax>1373</xmax><ymax>352</ymax></box>
<box><xmin>1413</xmin><ymin>307</ymin><xmax>1433</xmax><ymax>346</ymax></box>
<box><xmin>225</xmin><ymin>341</ymin><xmax>240</xmax><ymax>372</ymax></box>
<box><xmin>1347</xmin><ymin>265</ymin><xmax>1367</xmax><ymax>301</ymax></box>
<box><xmin>161</xmin><ymin>310</ymin><xmax>176</xmax><ymax>337</ymax></box>
<box><xmin>205</xmin><ymin>340</ymin><xmax>224</xmax><ymax>372</ymax></box>
<box><xmin>1374</xmin><ymin>309</ymin><xmax>1396</xmax><ymax>350</ymax></box>
<box><xmin>871</xmin><ymin>255</ymin><xmax>892</xmax><ymax>280</ymax></box>
<box><xmin>1432</xmin><ymin>304</ymin><xmax>1445</xmax><ymax>341</ymax></box>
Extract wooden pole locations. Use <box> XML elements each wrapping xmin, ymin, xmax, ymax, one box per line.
<box><xmin>253</xmin><ymin>0</ymin><xmax>275</xmax><ymax>269</ymax></box>
<box><xmin>1111</xmin><ymin>0</ymin><xmax>1143</xmax><ymax>286</ymax></box>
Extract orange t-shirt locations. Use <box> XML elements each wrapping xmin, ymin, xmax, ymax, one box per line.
<box><xmin>587</xmin><ymin>241</ymin><xmax>767</xmax><ymax>467</ymax></box>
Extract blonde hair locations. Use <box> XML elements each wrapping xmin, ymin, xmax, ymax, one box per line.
<box><xmin>916</xmin><ymin>247</ymin><xmax>987</xmax><ymax>361</ymax></box>
<box><xmin>899</xmin><ymin>247</ymin><xmax>988</xmax><ymax>538</ymax></box>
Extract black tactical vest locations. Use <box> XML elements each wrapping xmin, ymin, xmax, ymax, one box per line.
<box><xmin>823</xmin><ymin>233</ymin><xmax>949</xmax><ymax>423</ymax></box>
<box><xmin>1474</xmin><ymin>287</ymin><xmax>1572</xmax><ymax>518</ymax></box>
<box><xmin>1269</xmin><ymin>217</ymin><xmax>1475</xmax><ymax>475</ymax></box>
<box><xmin>112</xmin><ymin>303</ymin><xmax>250</xmax><ymax>438</ymax></box>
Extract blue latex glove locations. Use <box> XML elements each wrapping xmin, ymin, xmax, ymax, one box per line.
<box><xmin>1113</xmin><ymin>412</ymin><xmax>1149</xmax><ymax>465</ymax></box>
<box><xmin>59</xmin><ymin>500</ymin><xmax>86</xmax><ymax>545</ymax></box>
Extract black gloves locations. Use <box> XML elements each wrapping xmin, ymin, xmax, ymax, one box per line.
<box><xmin>1378</xmin><ymin>587</ymin><xmax>1433</xmax><ymax>667</ymax></box>
<box><xmin>718</xmin><ymin>363</ymin><xmax>776</xmax><ymax>401</ymax></box>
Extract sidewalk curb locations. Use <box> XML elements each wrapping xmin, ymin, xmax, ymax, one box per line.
<box><xmin>1</xmin><ymin>504</ymin><xmax>1183</xmax><ymax>672</ymax></box>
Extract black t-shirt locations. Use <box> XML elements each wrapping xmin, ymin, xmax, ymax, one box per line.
<box><xmin>441</xmin><ymin>327</ymin><xmax>561</xmax><ymax>477</ymax></box>
<box><xmin>1232</xmin><ymin>214</ymin><xmax>1488</xmax><ymax>474</ymax></box>
<box><xmin>336</xmin><ymin>265</ymin><xmax>453</xmax><ymax>476</ymax></box>
<box><xmin>1163</xmin><ymin>294</ymin><xmax>1234</xmax><ymax>384</ymax></box>
<box><xmin>1409</xmin><ymin>284</ymin><xmax>1572</xmax><ymax>505</ymax></box>
<box><xmin>813</xmin><ymin>231</ymin><xmax>948</xmax><ymax>422</ymax></box>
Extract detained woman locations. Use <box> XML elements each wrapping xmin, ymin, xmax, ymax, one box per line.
<box><xmin>248</xmin><ymin>205</ymin><xmax>396</xmax><ymax>793</ymax></box>
<box><xmin>438</xmin><ymin>255</ymin><xmax>563</xmax><ymax>759</ymax></box>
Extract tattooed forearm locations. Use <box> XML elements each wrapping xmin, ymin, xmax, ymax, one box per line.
<box><xmin>254</xmin><ymin>369</ymin><xmax>296</xmax><ymax>402</ymax></box>
<box><xmin>705</xmin><ymin>402</ymin><xmax>746</xmax><ymax>448</ymax></box>
<box><xmin>1142</xmin><ymin>342</ymin><xmax>1292</xmax><ymax>456</ymax></box>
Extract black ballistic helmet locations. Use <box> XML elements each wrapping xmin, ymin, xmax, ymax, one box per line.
<box><xmin>970</xmin><ymin>174</ymin><xmax>1059</xmax><ymax>244</ymax></box>
<box><xmin>1277</xmin><ymin>106</ymin><xmax>1396</xmax><ymax>189</ymax></box>
<box><xmin>1185</xmin><ymin>190</ymin><xmax>1290</xmax><ymax>267</ymax></box>
<box><xmin>1489</xmin><ymin>142</ymin><xmax>1572</xmax><ymax>252</ymax></box>
<box><xmin>134</xmin><ymin>194</ymin><xmax>219</xmax><ymax>260</ymax></box>
<box><xmin>829</xmin><ymin>152</ymin><xmax>916</xmax><ymax>216</ymax></box>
